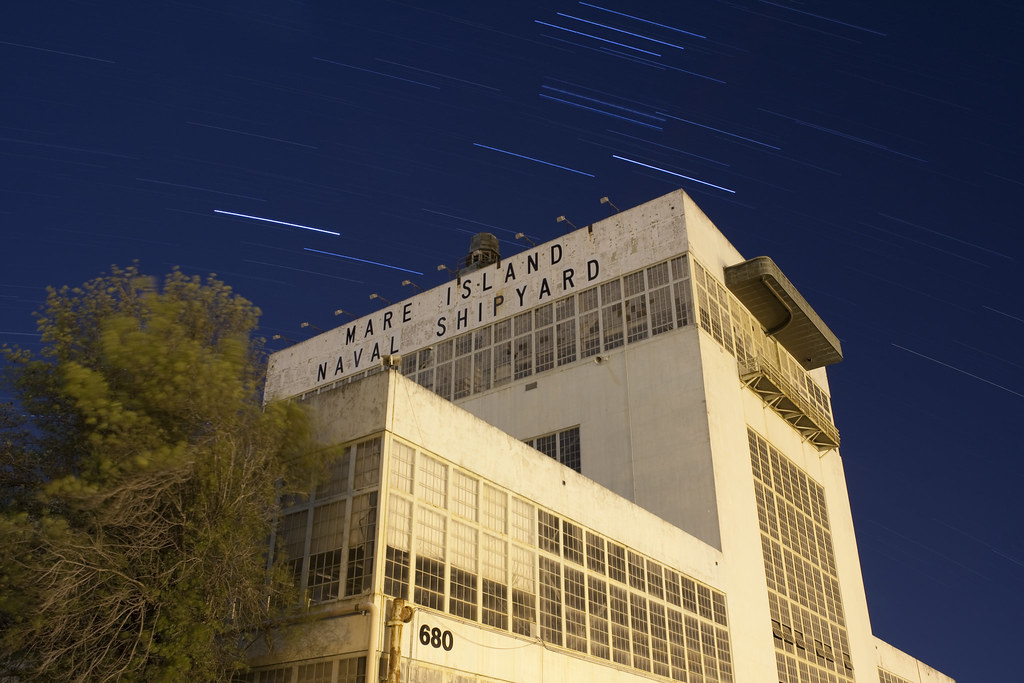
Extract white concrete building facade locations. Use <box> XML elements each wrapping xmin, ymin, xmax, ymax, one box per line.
<box><xmin>250</xmin><ymin>190</ymin><xmax>953</xmax><ymax>683</ymax></box>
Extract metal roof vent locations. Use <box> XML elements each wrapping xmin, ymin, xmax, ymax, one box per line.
<box><xmin>460</xmin><ymin>232</ymin><xmax>500</xmax><ymax>274</ymax></box>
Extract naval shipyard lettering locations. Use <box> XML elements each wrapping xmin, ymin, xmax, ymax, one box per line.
<box><xmin>314</xmin><ymin>240</ymin><xmax>600</xmax><ymax>384</ymax></box>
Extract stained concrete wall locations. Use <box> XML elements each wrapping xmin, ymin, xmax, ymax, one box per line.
<box><xmin>875</xmin><ymin>637</ymin><xmax>956</xmax><ymax>683</ymax></box>
<box><xmin>452</xmin><ymin>324</ymin><xmax>721</xmax><ymax>550</ymax></box>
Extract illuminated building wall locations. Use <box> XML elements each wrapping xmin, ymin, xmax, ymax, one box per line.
<box><xmin>251</xmin><ymin>190</ymin><xmax>953</xmax><ymax>683</ymax></box>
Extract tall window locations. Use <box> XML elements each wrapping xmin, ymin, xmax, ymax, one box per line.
<box><xmin>749</xmin><ymin>428</ymin><xmax>851</xmax><ymax>682</ymax></box>
<box><xmin>274</xmin><ymin>437</ymin><xmax>381</xmax><ymax>605</ymax></box>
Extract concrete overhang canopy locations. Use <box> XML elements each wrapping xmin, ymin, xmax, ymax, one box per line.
<box><xmin>724</xmin><ymin>256</ymin><xmax>843</xmax><ymax>370</ymax></box>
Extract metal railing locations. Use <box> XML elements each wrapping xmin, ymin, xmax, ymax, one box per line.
<box><xmin>738</xmin><ymin>354</ymin><xmax>840</xmax><ymax>450</ymax></box>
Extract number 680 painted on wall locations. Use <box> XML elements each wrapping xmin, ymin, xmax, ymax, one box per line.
<box><xmin>419</xmin><ymin>624</ymin><xmax>454</xmax><ymax>651</ymax></box>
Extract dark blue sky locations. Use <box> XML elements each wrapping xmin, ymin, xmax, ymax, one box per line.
<box><xmin>3</xmin><ymin>2</ymin><xmax>1022</xmax><ymax>679</ymax></box>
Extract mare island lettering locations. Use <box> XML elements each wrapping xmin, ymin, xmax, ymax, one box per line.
<box><xmin>310</xmin><ymin>239</ymin><xmax>599</xmax><ymax>384</ymax></box>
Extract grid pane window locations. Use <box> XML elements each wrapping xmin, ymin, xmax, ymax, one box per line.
<box><xmin>628</xmin><ymin>550</ymin><xmax>647</xmax><ymax>591</ymax></box>
<box><xmin>539</xmin><ymin>557</ymin><xmax>563</xmax><ymax>645</ymax></box>
<box><xmin>608</xmin><ymin>543</ymin><xmax>628</xmax><ymax>583</ymax></box>
<box><xmin>345</xmin><ymin>492</ymin><xmax>376</xmax><ymax>596</ymax></box>
<box><xmin>524</xmin><ymin>426</ymin><xmax>581</xmax><ymax>473</ymax></box>
<box><xmin>667</xmin><ymin>609</ymin><xmax>688</xmax><ymax>681</ymax></box>
<box><xmin>385</xmin><ymin>494</ymin><xmax>412</xmax><ymax>599</ymax></box>
<box><xmin>535</xmin><ymin>305</ymin><xmax>555</xmax><ymax>373</ymax></box>
<box><xmin>451</xmin><ymin>470</ymin><xmax>479</xmax><ymax>521</ymax></box>
<box><xmin>556</xmin><ymin>296</ymin><xmax>578</xmax><ymax>366</ymax></box>
<box><xmin>257</xmin><ymin>668</ymin><xmax>291</xmax><ymax>683</ymax></box>
<box><xmin>417</xmin><ymin>366</ymin><xmax>434</xmax><ymax>393</ymax></box>
<box><xmin>697</xmin><ymin>584</ymin><xmax>713</xmax><ymax>620</ymax></box>
<box><xmin>514</xmin><ymin>313</ymin><xmax>533</xmax><ymax>379</ymax></box>
<box><xmin>473</xmin><ymin>348</ymin><xmax>492</xmax><ymax>393</ymax></box>
<box><xmin>453</xmin><ymin>355</ymin><xmax>472</xmax><ymax>399</ymax></box>
<box><xmin>681</xmin><ymin>576</ymin><xmax>698</xmax><ymax>613</ymax></box>
<box><xmin>474</xmin><ymin>325</ymin><xmax>492</xmax><ymax>350</ymax></box>
<box><xmin>624</xmin><ymin>271</ymin><xmax>649</xmax><ymax>343</ymax></box>
<box><xmin>417</xmin><ymin>454</ymin><xmax>448</xmax><ymax>509</ymax></box>
<box><xmin>494</xmin><ymin>319</ymin><xmax>512</xmax><ymax>342</ymax></box>
<box><xmin>511</xmin><ymin>545</ymin><xmax>537</xmax><ymax>636</ymax></box>
<box><xmin>414</xmin><ymin>347</ymin><xmax>433</xmax><ymax>372</ymax></box>
<box><xmin>482</xmin><ymin>533</ymin><xmax>508</xmax><ymax>629</ymax></box>
<box><xmin>601</xmin><ymin>280</ymin><xmax>624</xmax><ymax>350</ymax></box>
<box><xmin>555</xmin><ymin>319</ymin><xmax>577</xmax><ymax>366</ymax></box>
<box><xmin>562</xmin><ymin>521</ymin><xmax>584</xmax><ymax>565</ymax></box>
<box><xmin>514</xmin><ymin>334</ymin><xmax>533</xmax><ymax>380</ymax></box>
<box><xmin>450</xmin><ymin>522</ymin><xmax>478</xmax><ymax>624</ymax></box>
<box><xmin>511</xmin><ymin>497</ymin><xmax>535</xmax><ymax>545</ymax></box>
<box><xmin>275</xmin><ymin>435</ymin><xmax>387</xmax><ymax>612</ymax></box>
<box><xmin>672</xmin><ymin>278</ymin><xmax>692</xmax><ymax>329</ymax></box>
<box><xmin>436</xmin><ymin>339</ymin><xmax>453</xmax><ymax>363</ymax></box>
<box><xmin>538</xmin><ymin>510</ymin><xmax>560</xmax><ymax>554</ymax></box>
<box><xmin>389</xmin><ymin>442</ymin><xmax>415</xmax><ymax>494</ymax></box>
<box><xmin>450</xmin><ymin>520</ymin><xmax>477</xmax><ymax>570</ymax></box>
<box><xmin>879</xmin><ymin>670</ymin><xmax>914</xmax><ymax>683</ymax></box>
<box><xmin>316</xmin><ymin>449</ymin><xmax>351</xmax><ymax>500</ymax></box>
<box><xmin>535</xmin><ymin>434</ymin><xmax>557</xmax><ymax>460</ymax></box>
<box><xmin>559</xmin><ymin>428</ymin><xmax>581</xmax><ymax>472</ymax></box>
<box><xmin>630</xmin><ymin>593</ymin><xmax>652</xmax><ymax>671</ymax></box>
<box><xmin>580</xmin><ymin>310</ymin><xmax>601</xmax><ymax>358</ymax></box>
<box><xmin>649</xmin><ymin>603</ymin><xmax>672</xmax><ymax>678</ymax></box>
<box><xmin>664</xmin><ymin>569</ymin><xmax>682</xmax><ymax>607</ymax></box>
<box><xmin>455</xmin><ymin>332</ymin><xmax>472</xmax><ymax>357</ymax></box>
<box><xmin>713</xmin><ymin>593</ymin><xmax>728</xmax><ymax>626</ymax></box>
<box><xmin>586</xmin><ymin>532</ymin><xmax>606</xmax><ymax>574</ymax></box>
<box><xmin>609</xmin><ymin>585</ymin><xmax>632</xmax><ymax>665</ymax></box>
<box><xmin>353</xmin><ymin>439</ymin><xmax>381</xmax><ymax>490</ymax></box>
<box><xmin>623</xmin><ymin>270</ymin><xmax>645</xmax><ymax>296</ymax></box>
<box><xmin>648</xmin><ymin>562</ymin><xmax>665</xmax><ymax>600</ymax></box>
<box><xmin>296</xmin><ymin>661</ymin><xmax>332</xmax><ymax>683</ymax></box>
<box><xmin>434</xmin><ymin>360</ymin><xmax>452</xmax><ymax>399</ymax></box>
<box><xmin>337</xmin><ymin>657</ymin><xmax>366</xmax><ymax>683</ymax></box>
<box><xmin>308</xmin><ymin>500</ymin><xmax>346</xmax><ymax>603</ymax></box>
<box><xmin>564</xmin><ymin>566</ymin><xmax>589</xmax><ymax>653</ymax></box>
<box><xmin>701</xmin><ymin>622</ymin><xmax>719</xmax><ymax>681</ymax></box>
<box><xmin>482</xmin><ymin>484</ymin><xmax>507</xmax><ymax>534</ymax></box>
<box><xmin>277</xmin><ymin>510</ymin><xmax>308</xmax><ymax>570</ymax></box>
<box><xmin>716</xmin><ymin>626</ymin><xmax>733</xmax><ymax>679</ymax></box>
<box><xmin>579</xmin><ymin>287</ymin><xmax>601</xmax><ymax>358</ymax></box>
<box><xmin>685</xmin><ymin>615</ymin><xmax>704</xmax><ymax>680</ymax></box>
<box><xmin>750</xmin><ymin>428</ymin><xmax>850</xmax><ymax>683</ymax></box>
<box><xmin>588</xmin><ymin>576</ymin><xmax>611</xmax><ymax>660</ymax></box>
<box><xmin>493</xmin><ymin>340</ymin><xmax>512</xmax><ymax>387</ymax></box>
<box><xmin>648</xmin><ymin>262</ymin><xmax>674</xmax><ymax>336</ymax></box>
<box><xmin>415</xmin><ymin>506</ymin><xmax>446</xmax><ymax>610</ymax></box>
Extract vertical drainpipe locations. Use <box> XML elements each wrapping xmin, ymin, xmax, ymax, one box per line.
<box><xmin>356</xmin><ymin>601</ymin><xmax>379</xmax><ymax>682</ymax></box>
<box><xmin>386</xmin><ymin>599</ymin><xmax>416</xmax><ymax>683</ymax></box>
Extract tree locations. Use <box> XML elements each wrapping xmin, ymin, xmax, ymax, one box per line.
<box><xmin>0</xmin><ymin>266</ymin><xmax>321</xmax><ymax>682</ymax></box>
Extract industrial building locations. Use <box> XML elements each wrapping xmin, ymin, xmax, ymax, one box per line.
<box><xmin>247</xmin><ymin>189</ymin><xmax>953</xmax><ymax>683</ymax></box>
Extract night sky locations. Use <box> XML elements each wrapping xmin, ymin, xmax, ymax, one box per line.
<box><xmin>3</xmin><ymin>1</ymin><xmax>1022</xmax><ymax>679</ymax></box>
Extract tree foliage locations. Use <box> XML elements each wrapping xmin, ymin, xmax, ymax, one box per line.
<box><xmin>0</xmin><ymin>266</ymin><xmax>320</xmax><ymax>682</ymax></box>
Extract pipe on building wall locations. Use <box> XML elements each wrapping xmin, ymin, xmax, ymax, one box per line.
<box><xmin>356</xmin><ymin>601</ymin><xmax>379</xmax><ymax>682</ymax></box>
<box><xmin>386</xmin><ymin>598</ymin><xmax>416</xmax><ymax>683</ymax></box>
